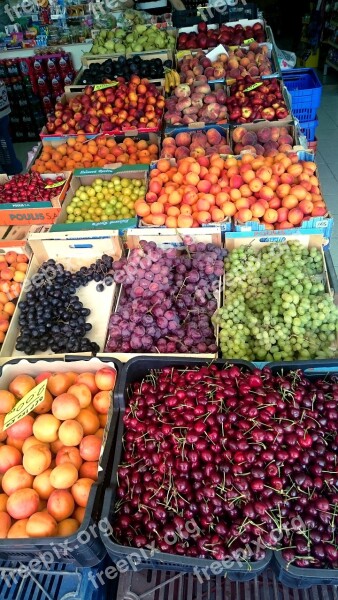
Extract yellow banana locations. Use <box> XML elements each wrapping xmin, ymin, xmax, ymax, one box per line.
<box><xmin>173</xmin><ymin>70</ymin><xmax>180</xmax><ymax>86</ymax></box>
<box><xmin>164</xmin><ymin>72</ymin><xmax>170</xmax><ymax>94</ymax></box>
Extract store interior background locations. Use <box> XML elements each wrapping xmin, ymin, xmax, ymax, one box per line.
<box><xmin>2</xmin><ymin>0</ymin><xmax>338</xmax><ymax>266</ymax></box>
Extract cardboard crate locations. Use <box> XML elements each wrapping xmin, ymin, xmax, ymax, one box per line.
<box><xmin>0</xmin><ymin>231</ymin><xmax>122</xmax><ymax>359</ymax></box>
<box><xmin>229</xmin><ymin>120</ymin><xmax>301</xmax><ymax>154</ymax></box>
<box><xmin>227</xmin><ymin>80</ymin><xmax>293</xmax><ymax>127</ymax></box>
<box><xmin>103</xmin><ymin>226</ymin><xmax>222</xmax><ymax>361</ymax></box>
<box><xmin>232</xmin><ymin>151</ymin><xmax>333</xmax><ymax>248</ymax></box>
<box><xmin>50</xmin><ymin>165</ymin><xmax>148</xmax><ymax>233</ymax></box>
<box><xmin>0</xmin><ymin>172</ymin><xmax>72</xmax><ymax>227</ymax></box>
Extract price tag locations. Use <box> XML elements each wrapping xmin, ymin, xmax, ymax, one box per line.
<box><xmin>244</xmin><ymin>38</ymin><xmax>255</xmax><ymax>45</ymax></box>
<box><xmin>229</xmin><ymin>45</ymin><xmax>238</xmax><ymax>50</ymax></box>
<box><xmin>244</xmin><ymin>81</ymin><xmax>263</xmax><ymax>93</ymax></box>
<box><xmin>93</xmin><ymin>82</ymin><xmax>118</xmax><ymax>91</ymax></box>
<box><xmin>45</xmin><ymin>180</ymin><xmax>65</xmax><ymax>189</ymax></box>
<box><xmin>176</xmin><ymin>50</ymin><xmax>192</xmax><ymax>59</ymax></box>
<box><xmin>3</xmin><ymin>380</ymin><xmax>48</xmax><ymax>430</ymax></box>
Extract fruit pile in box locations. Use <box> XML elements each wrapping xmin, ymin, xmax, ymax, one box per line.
<box><xmin>177</xmin><ymin>20</ymin><xmax>266</xmax><ymax>51</ymax></box>
<box><xmin>110</xmin><ymin>359</ymin><xmax>338</xmax><ymax>571</ymax></box>
<box><xmin>77</xmin><ymin>55</ymin><xmax>173</xmax><ymax>86</ymax></box>
<box><xmin>43</xmin><ymin>77</ymin><xmax>165</xmax><ymax>136</ymax></box>
<box><xmin>0</xmin><ymin>359</ymin><xmax>117</xmax><ymax>540</ymax></box>
<box><xmin>164</xmin><ymin>77</ymin><xmax>289</xmax><ymax>127</ymax></box>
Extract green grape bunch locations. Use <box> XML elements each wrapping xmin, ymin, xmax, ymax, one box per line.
<box><xmin>212</xmin><ymin>241</ymin><xmax>338</xmax><ymax>362</ymax></box>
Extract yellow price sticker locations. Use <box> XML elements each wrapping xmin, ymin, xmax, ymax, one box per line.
<box><xmin>93</xmin><ymin>82</ymin><xmax>118</xmax><ymax>91</ymax></box>
<box><xmin>45</xmin><ymin>180</ymin><xmax>65</xmax><ymax>189</ymax></box>
<box><xmin>244</xmin><ymin>38</ymin><xmax>255</xmax><ymax>45</ymax></box>
<box><xmin>244</xmin><ymin>81</ymin><xmax>263</xmax><ymax>93</ymax></box>
<box><xmin>229</xmin><ymin>45</ymin><xmax>238</xmax><ymax>50</ymax></box>
<box><xmin>176</xmin><ymin>50</ymin><xmax>192</xmax><ymax>59</ymax></box>
<box><xmin>3</xmin><ymin>380</ymin><xmax>48</xmax><ymax>430</ymax></box>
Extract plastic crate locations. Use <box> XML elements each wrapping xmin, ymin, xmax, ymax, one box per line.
<box><xmin>0</xmin><ymin>560</ymin><xmax>106</xmax><ymax>600</ymax></box>
<box><xmin>0</xmin><ymin>115</ymin><xmax>22</xmax><ymax>175</ymax></box>
<box><xmin>282</xmin><ymin>68</ymin><xmax>322</xmax><ymax>122</ymax></box>
<box><xmin>299</xmin><ymin>116</ymin><xmax>318</xmax><ymax>141</ymax></box>
<box><xmin>100</xmin><ymin>357</ymin><xmax>273</xmax><ymax>579</ymax></box>
<box><xmin>0</xmin><ymin>356</ymin><xmax>122</xmax><ymax>566</ymax></box>
<box><xmin>172</xmin><ymin>2</ymin><xmax>258</xmax><ymax>28</ymax></box>
<box><xmin>266</xmin><ymin>360</ymin><xmax>338</xmax><ymax>589</ymax></box>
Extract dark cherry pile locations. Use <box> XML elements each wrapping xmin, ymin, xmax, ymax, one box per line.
<box><xmin>16</xmin><ymin>255</ymin><xmax>114</xmax><ymax>355</ymax></box>
<box><xmin>113</xmin><ymin>364</ymin><xmax>338</xmax><ymax>569</ymax></box>
<box><xmin>105</xmin><ymin>240</ymin><xmax>226</xmax><ymax>354</ymax></box>
<box><xmin>0</xmin><ymin>173</ymin><xmax>65</xmax><ymax>204</ymax></box>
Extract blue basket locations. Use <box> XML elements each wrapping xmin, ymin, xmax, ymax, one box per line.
<box><xmin>282</xmin><ymin>68</ymin><xmax>322</xmax><ymax>122</ymax></box>
<box><xmin>0</xmin><ymin>560</ymin><xmax>106</xmax><ymax>600</ymax></box>
<box><xmin>299</xmin><ymin>116</ymin><xmax>318</xmax><ymax>141</ymax></box>
<box><xmin>0</xmin><ymin>115</ymin><xmax>22</xmax><ymax>175</ymax></box>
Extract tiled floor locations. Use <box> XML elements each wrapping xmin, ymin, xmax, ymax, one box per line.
<box><xmin>316</xmin><ymin>84</ymin><xmax>338</xmax><ymax>269</ymax></box>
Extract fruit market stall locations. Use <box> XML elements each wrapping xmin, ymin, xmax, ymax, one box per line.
<box><xmin>0</xmin><ymin>3</ymin><xmax>337</xmax><ymax>599</ymax></box>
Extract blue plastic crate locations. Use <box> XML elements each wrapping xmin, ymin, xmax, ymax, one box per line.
<box><xmin>0</xmin><ymin>560</ymin><xmax>106</xmax><ymax>600</ymax></box>
<box><xmin>299</xmin><ymin>116</ymin><xmax>318</xmax><ymax>141</ymax></box>
<box><xmin>282</xmin><ymin>69</ymin><xmax>322</xmax><ymax>122</ymax></box>
<box><xmin>0</xmin><ymin>115</ymin><xmax>22</xmax><ymax>175</ymax></box>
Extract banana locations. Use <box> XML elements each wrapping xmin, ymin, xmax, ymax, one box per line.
<box><xmin>164</xmin><ymin>72</ymin><xmax>170</xmax><ymax>94</ymax></box>
<box><xmin>173</xmin><ymin>70</ymin><xmax>180</xmax><ymax>86</ymax></box>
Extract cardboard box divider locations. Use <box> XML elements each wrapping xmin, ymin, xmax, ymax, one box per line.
<box><xmin>104</xmin><ymin>226</ymin><xmax>222</xmax><ymax>361</ymax></box>
<box><xmin>0</xmin><ymin>231</ymin><xmax>123</xmax><ymax>358</ymax></box>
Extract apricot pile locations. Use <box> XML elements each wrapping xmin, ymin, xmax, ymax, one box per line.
<box><xmin>31</xmin><ymin>135</ymin><xmax>159</xmax><ymax>174</ymax></box>
<box><xmin>0</xmin><ymin>251</ymin><xmax>29</xmax><ymax>345</ymax></box>
<box><xmin>0</xmin><ymin>366</ymin><xmax>116</xmax><ymax>539</ymax></box>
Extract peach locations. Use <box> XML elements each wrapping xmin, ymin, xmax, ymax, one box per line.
<box><xmin>6</xmin><ymin>415</ymin><xmax>34</xmax><ymax>441</ymax></box>
<box><xmin>6</xmin><ymin>435</ymin><xmax>23</xmax><ymax>449</ymax></box>
<box><xmin>251</xmin><ymin>202</ymin><xmax>266</xmax><ymax>218</ymax></box>
<box><xmin>23</xmin><ymin>437</ymin><xmax>50</xmax><ymax>454</ymax></box>
<box><xmin>7</xmin><ymin>488</ymin><xmax>39</xmax><ymax>520</ymax></box>
<box><xmin>7</xmin><ymin>519</ymin><xmax>29</xmax><ymax>538</ymax></box>
<box><xmin>222</xmin><ymin>202</ymin><xmax>237</xmax><ymax>217</ymax></box>
<box><xmin>280</xmin><ymin>173</ymin><xmax>295</xmax><ymax>185</ymax></box>
<box><xmin>26</xmin><ymin>512</ymin><xmax>58</xmax><ymax>537</ymax></box>
<box><xmin>288</xmin><ymin>208</ymin><xmax>304</xmax><ymax>225</ymax></box>
<box><xmin>291</xmin><ymin>185</ymin><xmax>307</xmax><ymax>201</ymax></box>
<box><xmin>50</xmin><ymin>463</ymin><xmax>79</xmax><ymax>490</ymax></box>
<box><xmin>232</xmin><ymin>126</ymin><xmax>246</xmax><ymax>143</ymax></box>
<box><xmin>33</xmin><ymin>469</ymin><xmax>55</xmax><ymax>500</ymax></box>
<box><xmin>0</xmin><ymin>493</ymin><xmax>8</xmax><ymax>511</ymax></box>
<box><xmin>79</xmin><ymin>461</ymin><xmax>98</xmax><ymax>480</ymax></box>
<box><xmin>263</xmin><ymin>208</ymin><xmax>278</xmax><ymax>224</ymax></box>
<box><xmin>71</xmin><ymin>478</ymin><xmax>95</xmax><ymax>508</ymax></box>
<box><xmin>56</xmin><ymin>447</ymin><xmax>83</xmax><ymax>471</ymax></box>
<box><xmin>94</xmin><ymin>367</ymin><xmax>116</xmax><ymax>392</ymax></box>
<box><xmin>175</xmin><ymin>132</ymin><xmax>191</xmax><ymax>147</ymax></box>
<box><xmin>0</xmin><ymin>445</ymin><xmax>22</xmax><ymax>474</ymax></box>
<box><xmin>197</xmin><ymin>180</ymin><xmax>211</xmax><ymax>193</ymax></box>
<box><xmin>34</xmin><ymin>389</ymin><xmax>53</xmax><ymax>415</ymax></box>
<box><xmin>0</xmin><ymin>511</ymin><xmax>11</xmax><ymax>537</ymax></box>
<box><xmin>57</xmin><ymin>518</ymin><xmax>79</xmax><ymax>537</ymax></box>
<box><xmin>76</xmin><ymin>408</ymin><xmax>100</xmax><ymax>435</ymax></box>
<box><xmin>67</xmin><ymin>384</ymin><xmax>92</xmax><ymax>409</ymax></box>
<box><xmin>259</xmin><ymin>186</ymin><xmax>275</xmax><ymax>202</ymax></box>
<box><xmin>269</xmin><ymin>198</ymin><xmax>282</xmax><ymax>210</ymax></box>
<box><xmin>52</xmin><ymin>393</ymin><xmax>81</xmax><ymax>421</ymax></box>
<box><xmin>47</xmin><ymin>373</ymin><xmax>73</xmax><ymax>397</ymax></box>
<box><xmin>237</xmin><ymin>208</ymin><xmax>253</xmax><ymax>223</ymax></box>
<box><xmin>230</xmin><ymin>175</ymin><xmax>243</xmax><ymax>189</ymax></box>
<box><xmin>35</xmin><ymin>371</ymin><xmax>52</xmax><ymax>385</ymax></box>
<box><xmin>2</xmin><ymin>465</ymin><xmax>33</xmax><ymax>495</ymax></box>
<box><xmin>76</xmin><ymin>373</ymin><xmax>99</xmax><ymax>396</ymax></box>
<box><xmin>282</xmin><ymin>195</ymin><xmax>299</xmax><ymax>210</ymax></box>
<box><xmin>299</xmin><ymin>200</ymin><xmax>314</xmax><ymax>215</ymax></box>
<box><xmin>277</xmin><ymin>207</ymin><xmax>289</xmax><ymax>223</ymax></box>
<box><xmin>256</xmin><ymin>167</ymin><xmax>272</xmax><ymax>183</ymax></box>
<box><xmin>9</xmin><ymin>375</ymin><xmax>36</xmax><ymax>399</ymax></box>
<box><xmin>79</xmin><ymin>435</ymin><xmax>101</xmax><ymax>462</ymax></box>
<box><xmin>272</xmin><ymin>163</ymin><xmax>285</xmax><ymax>176</ymax></box>
<box><xmin>287</xmin><ymin>164</ymin><xmax>303</xmax><ymax>178</ymax></box>
<box><xmin>249</xmin><ymin>178</ymin><xmax>263</xmax><ymax>193</ymax></box>
<box><xmin>93</xmin><ymin>391</ymin><xmax>111</xmax><ymax>415</ymax></box>
<box><xmin>241</xmin><ymin>169</ymin><xmax>255</xmax><ymax>184</ymax></box>
<box><xmin>73</xmin><ymin>506</ymin><xmax>85</xmax><ymax>524</ymax></box>
<box><xmin>23</xmin><ymin>445</ymin><xmax>52</xmax><ymax>476</ymax></box>
<box><xmin>235</xmin><ymin>198</ymin><xmax>250</xmax><ymax>210</ymax></box>
<box><xmin>33</xmin><ymin>414</ymin><xmax>60</xmax><ymax>443</ymax></box>
<box><xmin>0</xmin><ymin>390</ymin><xmax>16</xmax><ymax>413</ymax></box>
<box><xmin>239</xmin><ymin>184</ymin><xmax>252</xmax><ymax>199</ymax></box>
<box><xmin>47</xmin><ymin>490</ymin><xmax>75</xmax><ymax>522</ymax></box>
<box><xmin>276</xmin><ymin>184</ymin><xmax>291</xmax><ymax>199</ymax></box>
<box><xmin>58</xmin><ymin>420</ymin><xmax>84</xmax><ymax>447</ymax></box>
<box><xmin>266</xmin><ymin>176</ymin><xmax>279</xmax><ymax>191</ymax></box>
<box><xmin>312</xmin><ymin>206</ymin><xmax>327</xmax><ymax>216</ymax></box>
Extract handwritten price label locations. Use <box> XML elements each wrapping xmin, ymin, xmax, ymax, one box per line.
<box><xmin>244</xmin><ymin>82</ymin><xmax>263</xmax><ymax>93</ymax></box>
<box><xmin>4</xmin><ymin>380</ymin><xmax>48</xmax><ymax>430</ymax></box>
<box><xmin>45</xmin><ymin>180</ymin><xmax>65</xmax><ymax>189</ymax></box>
<box><xmin>176</xmin><ymin>50</ymin><xmax>192</xmax><ymax>59</ymax></box>
<box><xmin>244</xmin><ymin>38</ymin><xmax>255</xmax><ymax>45</ymax></box>
<box><xmin>93</xmin><ymin>82</ymin><xmax>118</xmax><ymax>91</ymax></box>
